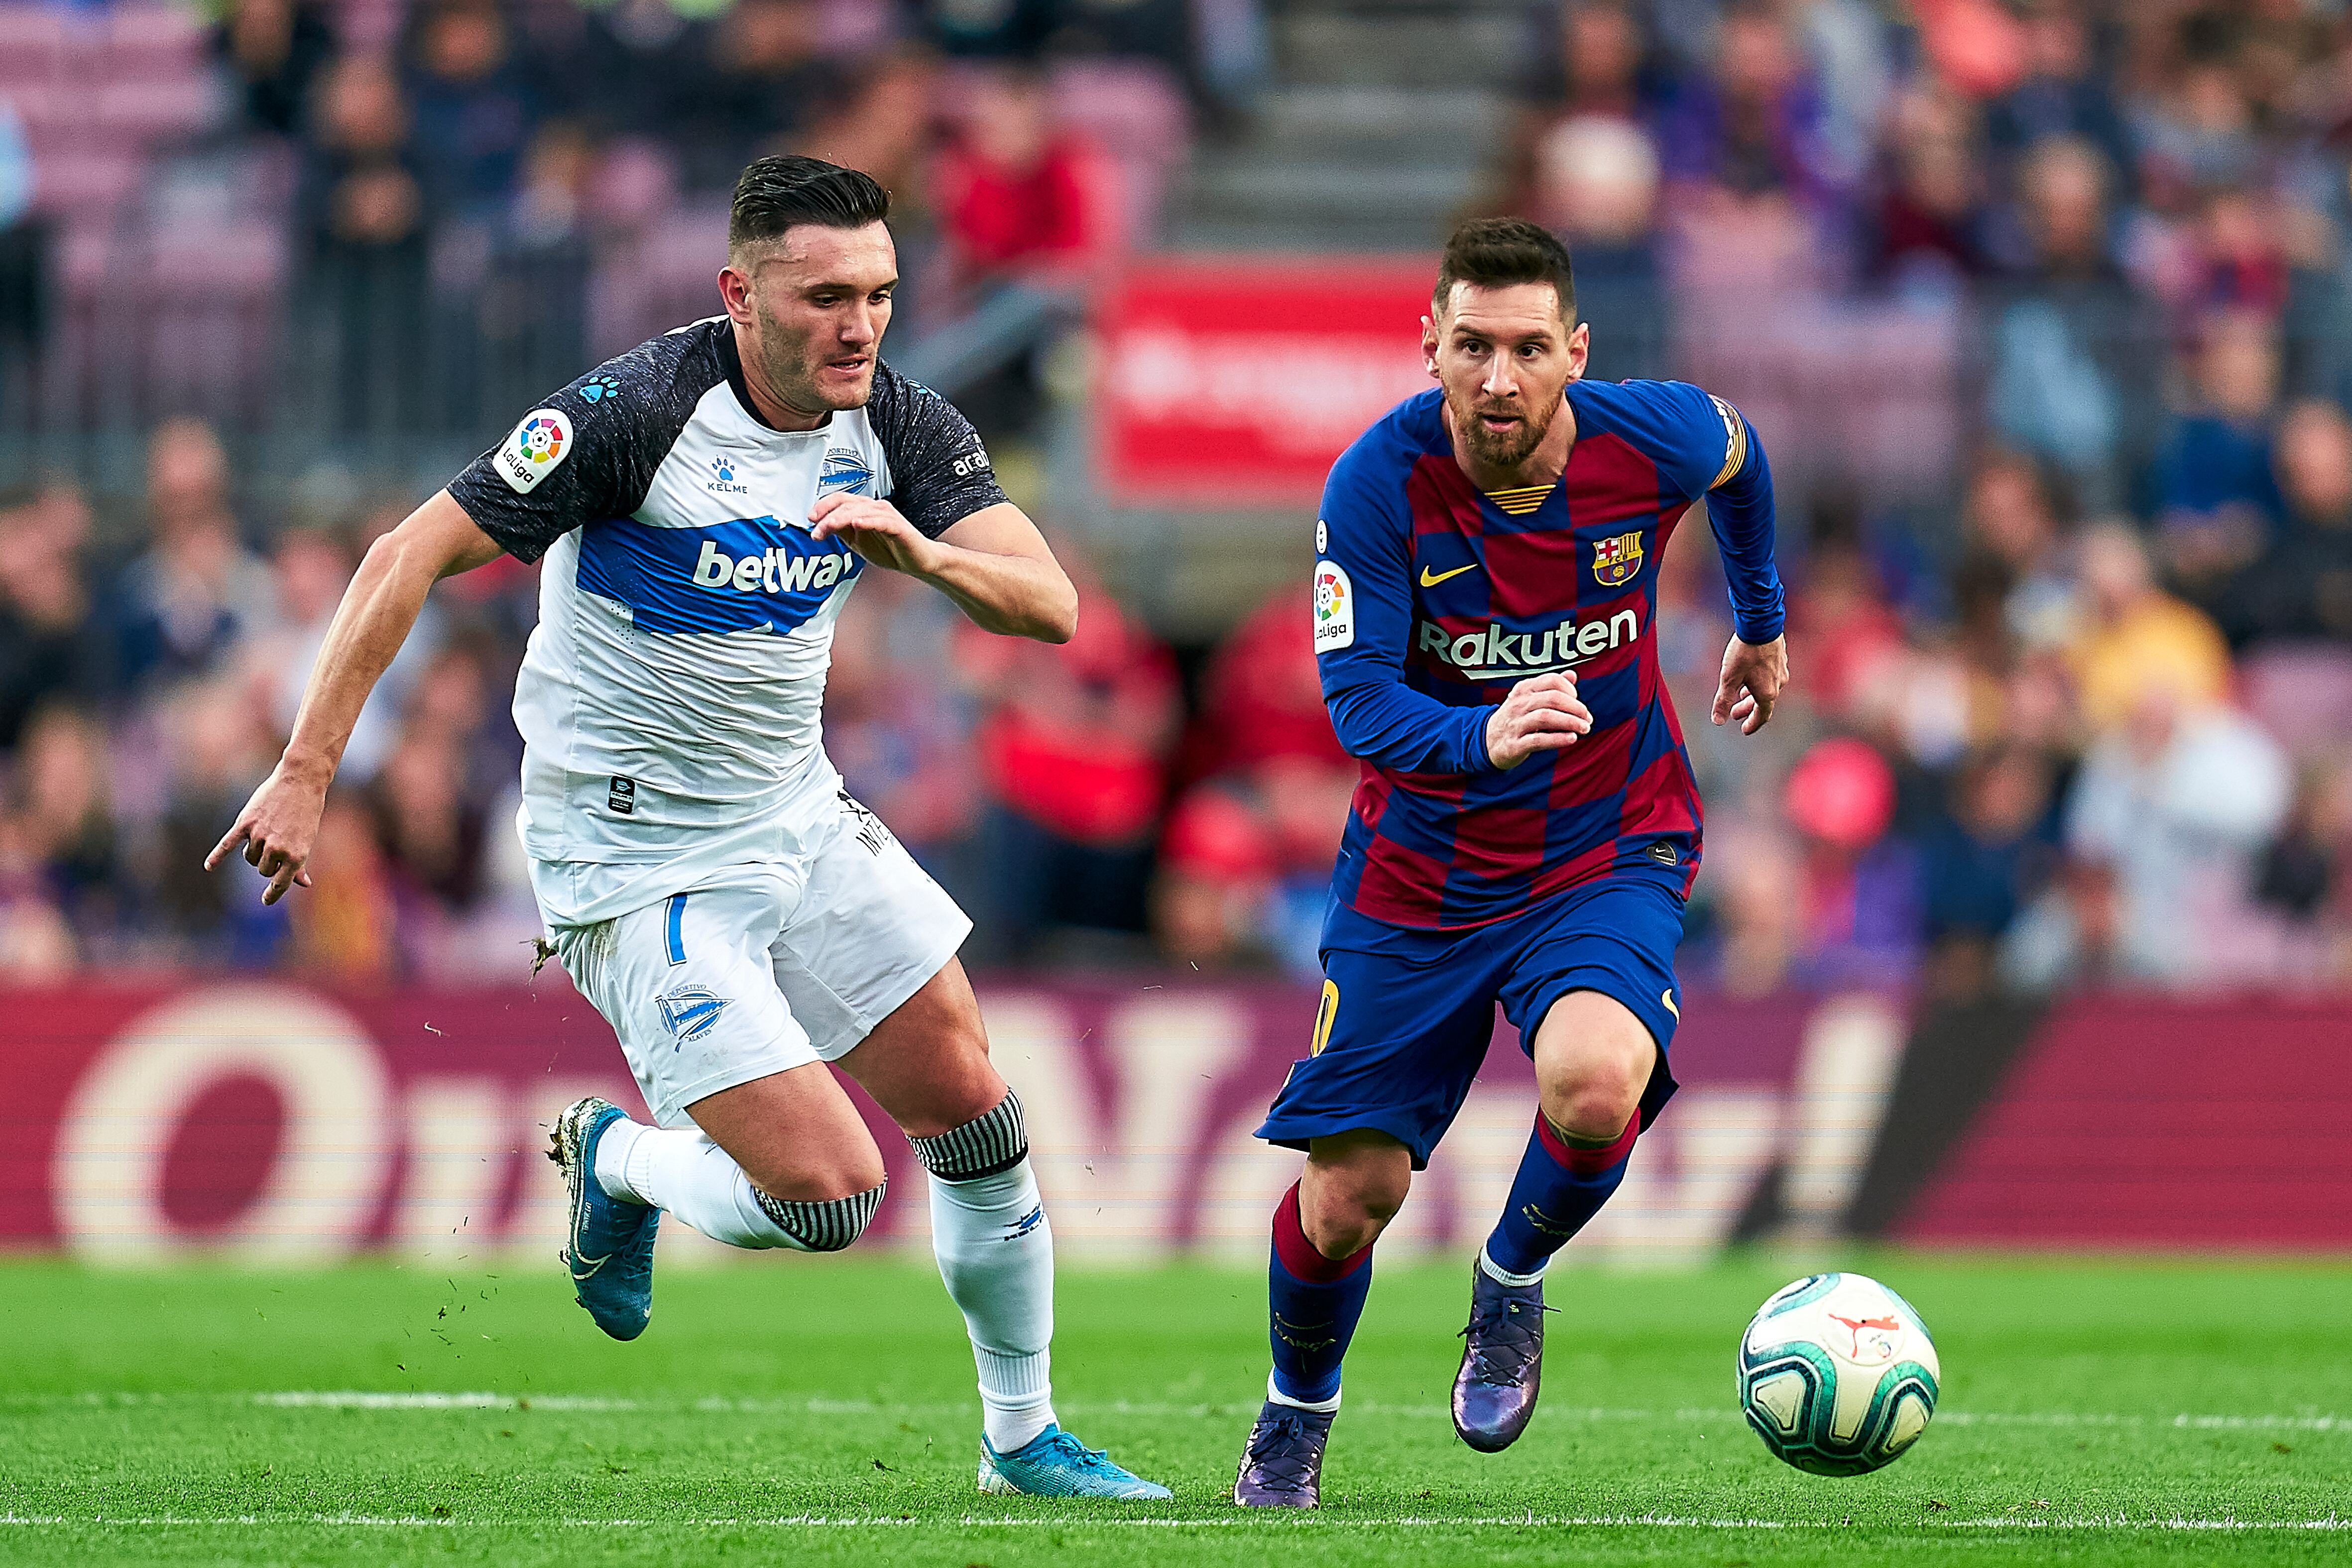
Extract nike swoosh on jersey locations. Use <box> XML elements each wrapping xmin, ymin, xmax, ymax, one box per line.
<box><xmin>1661</xmin><ymin>990</ymin><xmax>1679</xmax><ymax>1020</ymax></box>
<box><xmin>1419</xmin><ymin>563</ymin><xmax>1478</xmax><ymax>587</ymax></box>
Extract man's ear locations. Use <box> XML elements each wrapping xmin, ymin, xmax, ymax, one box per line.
<box><xmin>718</xmin><ymin>260</ymin><xmax>755</xmax><ymax>325</ymax></box>
<box><xmin>1421</xmin><ymin>313</ymin><xmax>1441</xmax><ymax>378</ymax></box>
<box><xmin>1565</xmin><ymin>320</ymin><xmax>1591</xmax><ymax>383</ymax></box>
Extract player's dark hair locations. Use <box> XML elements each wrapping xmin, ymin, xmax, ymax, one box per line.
<box><xmin>1434</xmin><ymin>217</ymin><xmax>1577</xmax><ymax>324</ymax></box>
<box><xmin>728</xmin><ymin>155</ymin><xmax>891</xmax><ymax>251</ymax></box>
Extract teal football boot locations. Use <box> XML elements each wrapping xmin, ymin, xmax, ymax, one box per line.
<box><xmin>548</xmin><ymin>1097</ymin><xmax>659</xmax><ymax>1341</ymax></box>
<box><xmin>977</xmin><ymin>1425</ymin><xmax>1173</xmax><ymax>1500</ymax></box>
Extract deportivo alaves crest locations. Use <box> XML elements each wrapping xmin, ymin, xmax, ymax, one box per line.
<box><xmin>656</xmin><ymin>984</ymin><xmax>729</xmax><ymax>1045</ymax></box>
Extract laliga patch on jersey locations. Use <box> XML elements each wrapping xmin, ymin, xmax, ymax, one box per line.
<box><xmin>1313</xmin><ymin>560</ymin><xmax>1354</xmax><ymax>652</ymax></box>
<box><xmin>495</xmin><ymin>408</ymin><xmax>573</xmax><ymax>494</ymax></box>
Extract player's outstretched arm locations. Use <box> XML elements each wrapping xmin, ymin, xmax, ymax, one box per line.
<box><xmin>1687</xmin><ymin>390</ymin><xmax>1787</xmax><ymax>735</ymax></box>
<box><xmin>810</xmin><ymin>495</ymin><xmax>1076</xmax><ymax>643</ymax></box>
<box><xmin>206</xmin><ymin>490</ymin><xmax>504</xmax><ymax>901</ymax></box>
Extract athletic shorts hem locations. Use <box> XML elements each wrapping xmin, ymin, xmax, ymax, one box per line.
<box><xmin>801</xmin><ymin>913</ymin><xmax>973</xmax><ymax>1061</ymax></box>
<box><xmin>1255</xmin><ymin>1112</ymin><xmax>1443</xmax><ymax>1172</ymax></box>
<box><xmin>657</xmin><ymin>1049</ymin><xmax>821</xmax><ymax>1128</ymax></box>
<box><xmin>1514</xmin><ymin>971</ymin><xmax>1683</xmax><ymax>1132</ymax></box>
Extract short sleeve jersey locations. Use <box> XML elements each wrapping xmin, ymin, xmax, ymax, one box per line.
<box><xmin>1312</xmin><ymin>378</ymin><xmax>1782</xmax><ymax>931</ymax></box>
<box><xmin>446</xmin><ymin>317</ymin><xmax>1007</xmax><ymax>927</ymax></box>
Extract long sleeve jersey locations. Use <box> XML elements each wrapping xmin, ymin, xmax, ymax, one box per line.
<box><xmin>1311</xmin><ymin>378</ymin><xmax>1784</xmax><ymax>930</ymax></box>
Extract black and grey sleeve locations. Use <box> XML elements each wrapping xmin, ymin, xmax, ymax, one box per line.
<box><xmin>867</xmin><ymin>362</ymin><xmax>1012</xmax><ymax>539</ymax></box>
<box><xmin>446</xmin><ymin>333</ymin><xmax>708</xmax><ymax>562</ymax></box>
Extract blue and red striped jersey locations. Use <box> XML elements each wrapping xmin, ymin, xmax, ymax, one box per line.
<box><xmin>1311</xmin><ymin>378</ymin><xmax>1784</xmax><ymax>931</ymax></box>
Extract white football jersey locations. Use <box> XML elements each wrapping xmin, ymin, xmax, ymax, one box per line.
<box><xmin>447</xmin><ymin>317</ymin><xmax>1007</xmax><ymax>927</ymax></box>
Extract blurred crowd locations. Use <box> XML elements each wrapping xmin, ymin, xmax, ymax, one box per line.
<box><xmin>0</xmin><ymin>418</ymin><xmax>1338</xmax><ymax>983</ymax></box>
<box><xmin>1490</xmin><ymin>0</ymin><xmax>2352</xmax><ymax>995</ymax></box>
<box><xmin>2</xmin><ymin>0</ymin><xmax>2351</xmax><ymax>999</ymax></box>
<box><xmin>257</xmin><ymin>0</ymin><xmax>1225</xmax><ymax>432</ymax></box>
<box><xmin>0</xmin><ymin>0</ymin><xmax>1240</xmax><ymax>442</ymax></box>
<box><xmin>0</xmin><ymin>422</ymin><xmax>545</xmax><ymax>979</ymax></box>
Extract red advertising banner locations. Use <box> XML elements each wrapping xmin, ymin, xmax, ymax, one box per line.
<box><xmin>1899</xmin><ymin>997</ymin><xmax>2352</xmax><ymax>1248</ymax></box>
<box><xmin>0</xmin><ymin>980</ymin><xmax>1900</xmax><ymax>1265</ymax></box>
<box><xmin>1093</xmin><ymin>257</ymin><xmax>1437</xmax><ymax>504</ymax></box>
<box><xmin>19</xmin><ymin>982</ymin><xmax>2343</xmax><ymax>1258</ymax></box>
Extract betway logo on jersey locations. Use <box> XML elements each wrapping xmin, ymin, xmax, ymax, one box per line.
<box><xmin>691</xmin><ymin>539</ymin><xmax>853</xmax><ymax>596</ymax></box>
<box><xmin>578</xmin><ymin>514</ymin><xmax>861</xmax><ymax>637</ymax></box>
<box><xmin>1416</xmin><ymin>607</ymin><xmax>1640</xmax><ymax>680</ymax></box>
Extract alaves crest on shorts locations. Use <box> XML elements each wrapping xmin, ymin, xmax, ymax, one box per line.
<box><xmin>657</xmin><ymin>984</ymin><xmax>730</xmax><ymax>1045</ymax></box>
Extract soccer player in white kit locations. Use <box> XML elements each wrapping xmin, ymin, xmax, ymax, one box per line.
<box><xmin>207</xmin><ymin>156</ymin><xmax>1171</xmax><ymax>1500</ymax></box>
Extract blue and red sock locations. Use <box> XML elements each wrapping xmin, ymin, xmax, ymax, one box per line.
<box><xmin>1482</xmin><ymin>1113</ymin><xmax>1639</xmax><ymax>1282</ymax></box>
<box><xmin>1266</xmin><ymin>1182</ymin><xmax>1373</xmax><ymax>1408</ymax></box>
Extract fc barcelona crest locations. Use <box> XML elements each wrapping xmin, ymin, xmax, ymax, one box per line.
<box><xmin>1592</xmin><ymin>530</ymin><xmax>1645</xmax><ymax>587</ymax></box>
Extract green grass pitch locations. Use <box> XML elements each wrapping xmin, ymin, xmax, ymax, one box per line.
<box><xmin>0</xmin><ymin>1252</ymin><xmax>2346</xmax><ymax>1566</ymax></box>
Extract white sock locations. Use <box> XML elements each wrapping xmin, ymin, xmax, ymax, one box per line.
<box><xmin>600</xmin><ymin>1122</ymin><xmax>800</xmax><ymax>1250</ymax></box>
<box><xmin>1478</xmin><ymin>1244</ymin><xmax>1547</xmax><ymax>1288</ymax></box>
<box><xmin>591</xmin><ymin>1117</ymin><xmax>649</xmax><ymax>1201</ymax></box>
<box><xmin>930</xmin><ymin>1157</ymin><xmax>1057</xmax><ymax>1454</ymax></box>
<box><xmin>1265</xmin><ymin>1370</ymin><xmax>1341</xmax><ymax>1414</ymax></box>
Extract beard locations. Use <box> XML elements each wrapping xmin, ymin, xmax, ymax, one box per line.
<box><xmin>1450</xmin><ymin>388</ymin><xmax>1559</xmax><ymax>469</ymax></box>
<box><xmin>751</xmin><ymin>317</ymin><xmax>879</xmax><ymax>418</ymax></box>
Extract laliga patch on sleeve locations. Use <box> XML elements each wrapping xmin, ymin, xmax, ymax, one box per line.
<box><xmin>1312</xmin><ymin>560</ymin><xmax>1355</xmax><ymax>652</ymax></box>
<box><xmin>495</xmin><ymin>408</ymin><xmax>574</xmax><ymax>494</ymax></box>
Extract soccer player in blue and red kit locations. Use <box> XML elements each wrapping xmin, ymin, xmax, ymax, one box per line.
<box><xmin>1233</xmin><ymin>218</ymin><xmax>1789</xmax><ymax>1506</ymax></box>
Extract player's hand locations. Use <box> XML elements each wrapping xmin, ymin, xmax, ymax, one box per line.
<box><xmin>204</xmin><ymin>760</ymin><xmax>331</xmax><ymax>904</ymax></box>
<box><xmin>1485</xmin><ymin>672</ymin><xmax>1592</xmax><ymax>769</ymax></box>
<box><xmin>809</xmin><ymin>494</ymin><xmax>943</xmax><ymax>578</ymax></box>
<box><xmin>1712</xmin><ymin>634</ymin><xmax>1788</xmax><ymax>735</ymax></box>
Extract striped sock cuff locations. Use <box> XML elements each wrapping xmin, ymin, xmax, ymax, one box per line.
<box><xmin>909</xmin><ymin>1091</ymin><xmax>1028</xmax><ymax>1182</ymax></box>
<box><xmin>754</xmin><ymin>1179</ymin><xmax>886</xmax><ymax>1252</ymax></box>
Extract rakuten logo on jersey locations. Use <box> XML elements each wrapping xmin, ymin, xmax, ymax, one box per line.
<box><xmin>1416</xmin><ymin>607</ymin><xmax>1640</xmax><ymax>680</ymax></box>
<box><xmin>690</xmin><ymin>539</ymin><xmax>854</xmax><ymax>596</ymax></box>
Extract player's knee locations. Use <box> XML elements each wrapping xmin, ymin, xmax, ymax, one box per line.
<box><xmin>1300</xmin><ymin>1147</ymin><xmax>1411</xmax><ymax>1256</ymax></box>
<box><xmin>929</xmin><ymin>1026</ymin><xmax>1010</xmax><ymax>1131</ymax></box>
<box><xmin>746</xmin><ymin>1144</ymin><xmax>889</xmax><ymax>1207</ymax></box>
<box><xmin>1541</xmin><ymin>1042</ymin><xmax>1652</xmax><ymax>1141</ymax></box>
<box><xmin>1302</xmin><ymin>1202</ymin><xmax>1387</xmax><ymax>1260</ymax></box>
<box><xmin>1543</xmin><ymin>1066</ymin><xmax>1646</xmax><ymax>1143</ymax></box>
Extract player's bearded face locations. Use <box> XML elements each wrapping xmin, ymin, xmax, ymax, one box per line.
<box><xmin>729</xmin><ymin>222</ymin><xmax>899</xmax><ymax>417</ymax></box>
<box><xmin>1455</xmin><ymin>383</ymin><xmax>1557</xmax><ymax>468</ymax></box>
<box><xmin>1427</xmin><ymin>283</ymin><xmax>1586</xmax><ymax>471</ymax></box>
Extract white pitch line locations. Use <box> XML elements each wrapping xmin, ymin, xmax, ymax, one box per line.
<box><xmin>252</xmin><ymin>1392</ymin><xmax>644</xmax><ymax>1412</ymax></box>
<box><xmin>228</xmin><ymin>1394</ymin><xmax>2352</xmax><ymax>1433</ymax></box>
<box><xmin>3</xmin><ymin>1392</ymin><xmax>2347</xmax><ymax>1433</ymax></box>
<box><xmin>0</xmin><ymin>1513</ymin><xmax>2347</xmax><ymax>1533</ymax></box>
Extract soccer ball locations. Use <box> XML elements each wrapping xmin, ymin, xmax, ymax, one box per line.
<box><xmin>1737</xmin><ymin>1272</ymin><xmax>1939</xmax><ymax>1476</ymax></box>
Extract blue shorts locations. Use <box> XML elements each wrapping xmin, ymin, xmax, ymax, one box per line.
<box><xmin>1256</xmin><ymin>875</ymin><xmax>1686</xmax><ymax>1170</ymax></box>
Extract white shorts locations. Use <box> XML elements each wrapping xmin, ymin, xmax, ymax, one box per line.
<box><xmin>549</xmin><ymin>795</ymin><xmax>972</xmax><ymax>1127</ymax></box>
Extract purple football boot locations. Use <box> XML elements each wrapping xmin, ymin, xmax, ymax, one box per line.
<box><xmin>1451</xmin><ymin>1262</ymin><xmax>1552</xmax><ymax>1452</ymax></box>
<box><xmin>1233</xmin><ymin>1401</ymin><xmax>1334</xmax><ymax>1508</ymax></box>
